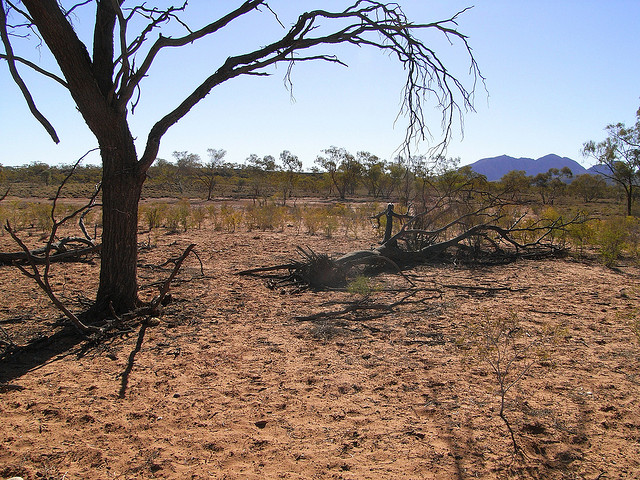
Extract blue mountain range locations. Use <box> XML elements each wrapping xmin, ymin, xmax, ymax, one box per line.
<box><xmin>468</xmin><ymin>154</ymin><xmax>606</xmax><ymax>181</ymax></box>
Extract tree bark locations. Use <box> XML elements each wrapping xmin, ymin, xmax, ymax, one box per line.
<box><xmin>95</xmin><ymin>136</ymin><xmax>145</xmax><ymax>313</ymax></box>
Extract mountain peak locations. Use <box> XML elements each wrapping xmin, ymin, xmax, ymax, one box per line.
<box><xmin>468</xmin><ymin>154</ymin><xmax>587</xmax><ymax>181</ymax></box>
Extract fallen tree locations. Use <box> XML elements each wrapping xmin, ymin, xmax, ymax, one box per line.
<box><xmin>0</xmin><ymin>236</ymin><xmax>99</xmax><ymax>266</ymax></box>
<box><xmin>240</xmin><ymin>194</ymin><xmax>584</xmax><ymax>290</ymax></box>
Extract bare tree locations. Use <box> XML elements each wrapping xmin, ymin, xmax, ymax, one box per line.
<box><xmin>1</xmin><ymin>1</ymin><xmax>481</xmax><ymax>313</ymax></box>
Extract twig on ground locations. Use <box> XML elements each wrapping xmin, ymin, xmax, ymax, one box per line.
<box><xmin>150</xmin><ymin>243</ymin><xmax>196</xmax><ymax>311</ymax></box>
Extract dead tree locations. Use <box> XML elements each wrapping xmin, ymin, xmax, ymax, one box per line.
<box><xmin>240</xmin><ymin>192</ymin><xmax>584</xmax><ymax>289</ymax></box>
<box><xmin>0</xmin><ymin>238</ymin><xmax>99</xmax><ymax>266</ymax></box>
<box><xmin>2</xmin><ymin>1</ymin><xmax>482</xmax><ymax>313</ymax></box>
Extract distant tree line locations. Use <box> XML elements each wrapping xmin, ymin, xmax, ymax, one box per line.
<box><xmin>0</xmin><ymin>145</ymin><xmax>635</xmax><ymax>214</ymax></box>
<box><xmin>0</xmin><ymin>162</ymin><xmax>102</xmax><ymax>186</ymax></box>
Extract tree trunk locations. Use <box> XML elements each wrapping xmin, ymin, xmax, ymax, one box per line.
<box><xmin>95</xmin><ymin>141</ymin><xmax>145</xmax><ymax>313</ymax></box>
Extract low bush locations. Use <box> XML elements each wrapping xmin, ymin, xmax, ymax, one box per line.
<box><xmin>191</xmin><ymin>205</ymin><xmax>207</xmax><ymax>229</ymax></box>
<box><xmin>140</xmin><ymin>203</ymin><xmax>167</xmax><ymax>230</ymax></box>
<box><xmin>27</xmin><ymin>202</ymin><xmax>53</xmax><ymax>232</ymax></box>
<box><xmin>220</xmin><ymin>205</ymin><xmax>242</xmax><ymax>233</ymax></box>
<box><xmin>245</xmin><ymin>204</ymin><xmax>287</xmax><ymax>231</ymax></box>
<box><xmin>567</xmin><ymin>216</ymin><xmax>596</xmax><ymax>257</ymax></box>
<box><xmin>595</xmin><ymin>217</ymin><xmax>630</xmax><ymax>266</ymax></box>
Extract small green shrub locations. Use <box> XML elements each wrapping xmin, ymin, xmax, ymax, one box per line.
<box><xmin>164</xmin><ymin>200</ymin><xmax>191</xmax><ymax>232</ymax></box>
<box><xmin>346</xmin><ymin>275</ymin><xmax>380</xmax><ymax>297</ymax></box>
<box><xmin>567</xmin><ymin>215</ymin><xmax>595</xmax><ymax>257</ymax></box>
<box><xmin>339</xmin><ymin>206</ymin><xmax>359</xmax><ymax>238</ymax></box>
<box><xmin>355</xmin><ymin>203</ymin><xmax>379</xmax><ymax>233</ymax></box>
<box><xmin>540</xmin><ymin>206</ymin><xmax>567</xmax><ymax>246</ymax></box>
<box><xmin>192</xmin><ymin>206</ymin><xmax>207</xmax><ymax>229</ymax></box>
<box><xmin>5</xmin><ymin>200</ymin><xmax>28</xmax><ymax>231</ymax></box>
<box><xmin>322</xmin><ymin>211</ymin><xmax>339</xmax><ymax>238</ymax></box>
<box><xmin>625</xmin><ymin>216</ymin><xmax>640</xmax><ymax>262</ymax></box>
<box><xmin>595</xmin><ymin>217</ymin><xmax>629</xmax><ymax>266</ymax></box>
<box><xmin>303</xmin><ymin>207</ymin><xmax>324</xmax><ymax>236</ymax></box>
<box><xmin>245</xmin><ymin>204</ymin><xmax>287</xmax><ymax>231</ymax></box>
<box><xmin>27</xmin><ymin>202</ymin><xmax>53</xmax><ymax>232</ymax></box>
<box><xmin>141</xmin><ymin>203</ymin><xmax>167</xmax><ymax>230</ymax></box>
<box><xmin>289</xmin><ymin>206</ymin><xmax>304</xmax><ymax>234</ymax></box>
<box><xmin>165</xmin><ymin>207</ymin><xmax>180</xmax><ymax>232</ymax></box>
<box><xmin>206</xmin><ymin>205</ymin><xmax>222</xmax><ymax>231</ymax></box>
<box><xmin>220</xmin><ymin>205</ymin><xmax>242</xmax><ymax>232</ymax></box>
<box><xmin>513</xmin><ymin>216</ymin><xmax>538</xmax><ymax>245</ymax></box>
<box><xmin>176</xmin><ymin>199</ymin><xmax>191</xmax><ymax>232</ymax></box>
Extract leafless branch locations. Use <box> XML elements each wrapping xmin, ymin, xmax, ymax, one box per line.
<box><xmin>61</xmin><ymin>0</ymin><xmax>93</xmax><ymax>18</ymax></box>
<box><xmin>0</xmin><ymin>2</ymin><xmax>59</xmax><ymax>142</ymax></box>
<box><xmin>0</xmin><ymin>53</ymin><xmax>68</xmax><ymax>86</ymax></box>
<box><xmin>138</xmin><ymin>2</ymin><xmax>481</xmax><ymax>169</ymax></box>
<box><xmin>110</xmin><ymin>0</ymin><xmax>131</xmax><ymax>106</ymax></box>
<box><xmin>2</xmin><ymin>148</ymin><xmax>103</xmax><ymax>334</ymax></box>
<box><xmin>5</xmin><ymin>0</ymin><xmax>32</xmax><ymax>23</ymax></box>
<box><xmin>5</xmin><ymin>222</ymin><xmax>101</xmax><ymax>335</ymax></box>
<box><xmin>121</xmin><ymin>0</ymin><xmax>265</xmax><ymax>115</ymax></box>
<box><xmin>150</xmin><ymin>243</ymin><xmax>196</xmax><ymax>312</ymax></box>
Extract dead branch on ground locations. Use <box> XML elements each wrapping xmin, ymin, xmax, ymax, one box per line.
<box><xmin>4</xmin><ymin>152</ymin><xmax>103</xmax><ymax>334</ymax></box>
<box><xmin>149</xmin><ymin>243</ymin><xmax>196</xmax><ymax>313</ymax></box>
<box><xmin>0</xmin><ymin>237</ymin><xmax>100</xmax><ymax>265</ymax></box>
<box><xmin>241</xmin><ymin>198</ymin><xmax>585</xmax><ymax>291</ymax></box>
<box><xmin>104</xmin><ymin>243</ymin><xmax>198</xmax><ymax>328</ymax></box>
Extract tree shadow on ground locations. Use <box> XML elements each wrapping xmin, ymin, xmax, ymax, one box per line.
<box><xmin>0</xmin><ymin>325</ymin><xmax>83</xmax><ymax>385</ymax></box>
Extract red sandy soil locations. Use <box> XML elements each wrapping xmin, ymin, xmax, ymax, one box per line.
<box><xmin>1</xmin><ymin>212</ymin><xmax>639</xmax><ymax>479</ymax></box>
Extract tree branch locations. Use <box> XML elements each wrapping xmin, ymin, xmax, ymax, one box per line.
<box><xmin>120</xmin><ymin>0</ymin><xmax>265</xmax><ymax>112</ymax></box>
<box><xmin>21</xmin><ymin>0</ymin><xmax>120</xmax><ymax>140</ymax></box>
<box><xmin>2</xmin><ymin>148</ymin><xmax>102</xmax><ymax>334</ymax></box>
<box><xmin>0</xmin><ymin>2</ymin><xmax>59</xmax><ymax>142</ymax></box>
<box><xmin>0</xmin><ymin>53</ymin><xmax>68</xmax><ymax>87</ymax></box>
<box><xmin>139</xmin><ymin>2</ymin><xmax>481</xmax><ymax>169</ymax></box>
<box><xmin>92</xmin><ymin>0</ymin><xmax>118</xmax><ymax>97</ymax></box>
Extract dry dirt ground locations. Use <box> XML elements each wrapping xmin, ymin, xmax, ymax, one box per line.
<box><xmin>1</xmin><ymin>212</ymin><xmax>639</xmax><ymax>479</ymax></box>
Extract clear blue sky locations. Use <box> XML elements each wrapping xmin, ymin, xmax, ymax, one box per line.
<box><xmin>1</xmin><ymin>1</ymin><xmax>639</xmax><ymax>169</ymax></box>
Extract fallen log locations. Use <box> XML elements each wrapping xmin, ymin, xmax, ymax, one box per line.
<box><xmin>239</xmin><ymin>203</ymin><xmax>582</xmax><ymax>290</ymax></box>
<box><xmin>0</xmin><ymin>238</ymin><xmax>100</xmax><ymax>265</ymax></box>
